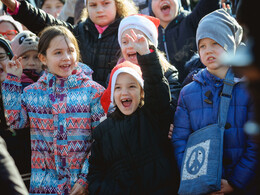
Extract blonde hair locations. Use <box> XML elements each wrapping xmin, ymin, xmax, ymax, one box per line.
<box><xmin>81</xmin><ymin>0</ymin><xmax>138</xmax><ymax>21</ymax></box>
<box><xmin>158</xmin><ymin>50</ymin><xmax>171</xmax><ymax>73</ymax></box>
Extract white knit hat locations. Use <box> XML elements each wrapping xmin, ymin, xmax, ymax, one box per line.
<box><xmin>0</xmin><ymin>15</ymin><xmax>23</xmax><ymax>33</ymax></box>
<box><xmin>118</xmin><ymin>14</ymin><xmax>160</xmax><ymax>47</ymax></box>
<box><xmin>101</xmin><ymin>61</ymin><xmax>143</xmax><ymax>114</ymax></box>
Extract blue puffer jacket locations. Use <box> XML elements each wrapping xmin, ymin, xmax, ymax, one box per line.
<box><xmin>172</xmin><ymin>68</ymin><xmax>258</xmax><ymax>190</ymax></box>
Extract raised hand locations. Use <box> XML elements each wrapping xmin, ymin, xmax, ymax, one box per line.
<box><xmin>125</xmin><ymin>29</ymin><xmax>150</xmax><ymax>56</ymax></box>
<box><xmin>1</xmin><ymin>0</ymin><xmax>18</xmax><ymax>12</ymax></box>
<box><xmin>6</xmin><ymin>55</ymin><xmax>23</xmax><ymax>78</ymax></box>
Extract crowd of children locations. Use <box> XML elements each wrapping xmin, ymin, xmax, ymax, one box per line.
<box><xmin>0</xmin><ymin>0</ymin><xmax>259</xmax><ymax>194</ymax></box>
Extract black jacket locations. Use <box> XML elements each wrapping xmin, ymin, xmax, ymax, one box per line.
<box><xmin>87</xmin><ymin>51</ymin><xmax>179</xmax><ymax>194</ymax></box>
<box><xmin>149</xmin><ymin>0</ymin><xmax>219</xmax><ymax>83</ymax></box>
<box><xmin>0</xmin><ymin>136</ymin><xmax>28</xmax><ymax>195</ymax></box>
<box><xmin>164</xmin><ymin>65</ymin><xmax>181</xmax><ymax>114</ymax></box>
<box><xmin>13</xmin><ymin>0</ymin><xmax>121</xmax><ymax>87</ymax></box>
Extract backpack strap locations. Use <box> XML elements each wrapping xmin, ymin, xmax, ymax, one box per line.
<box><xmin>218</xmin><ymin>68</ymin><xmax>235</xmax><ymax>127</ymax></box>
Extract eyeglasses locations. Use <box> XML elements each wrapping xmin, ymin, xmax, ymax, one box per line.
<box><xmin>0</xmin><ymin>30</ymin><xmax>18</xmax><ymax>39</ymax></box>
<box><xmin>0</xmin><ymin>53</ymin><xmax>10</xmax><ymax>61</ymax></box>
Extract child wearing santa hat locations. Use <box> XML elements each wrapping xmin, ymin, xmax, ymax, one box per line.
<box><xmin>116</xmin><ymin>14</ymin><xmax>181</xmax><ymax>118</ymax></box>
<box><xmin>87</xmin><ymin>27</ymin><xmax>179</xmax><ymax>194</ymax></box>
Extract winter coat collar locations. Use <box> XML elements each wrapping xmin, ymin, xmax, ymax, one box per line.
<box><xmin>193</xmin><ymin>68</ymin><xmax>244</xmax><ymax>87</ymax></box>
<box><xmin>38</xmin><ymin>63</ymin><xmax>93</xmax><ymax>88</ymax></box>
<box><xmin>161</xmin><ymin>10</ymin><xmax>189</xmax><ymax>30</ymax></box>
<box><xmin>84</xmin><ymin>17</ymin><xmax>122</xmax><ymax>37</ymax></box>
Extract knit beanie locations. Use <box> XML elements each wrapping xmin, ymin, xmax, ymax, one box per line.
<box><xmin>118</xmin><ymin>14</ymin><xmax>160</xmax><ymax>47</ymax></box>
<box><xmin>0</xmin><ymin>15</ymin><xmax>23</xmax><ymax>33</ymax></box>
<box><xmin>0</xmin><ymin>35</ymin><xmax>13</xmax><ymax>59</ymax></box>
<box><xmin>196</xmin><ymin>9</ymin><xmax>243</xmax><ymax>55</ymax></box>
<box><xmin>101</xmin><ymin>61</ymin><xmax>144</xmax><ymax>114</ymax></box>
<box><xmin>10</xmin><ymin>31</ymin><xmax>39</xmax><ymax>57</ymax></box>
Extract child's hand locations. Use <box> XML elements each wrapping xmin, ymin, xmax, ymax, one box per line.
<box><xmin>126</xmin><ymin>29</ymin><xmax>150</xmax><ymax>56</ymax></box>
<box><xmin>70</xmin><ymin>183</ymin><xmax>88</xmax><ymax>195</ymax></box>
<box><xmin>168</xmin><ymin>124</ymin><xmax>174</xmax><ymax>139</ymax></box>
<box><xmin>209</xmin><ymin>179</ymin><xmax>234</xmax><ymax>195</ymax></box>
<box><xmin>6</xmin><ymin>55</ymin><xmax>23</xmax><ymax>78</ymax></box>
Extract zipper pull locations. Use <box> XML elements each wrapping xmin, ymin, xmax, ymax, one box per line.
<box><xmin>162</xmin><ymin>29</ymin><xmax>166</xmax><ymax>42</ymax></box>
<box><xmin>98</xmin><ymin>34</ymin><xmax>102</xmax><ymax>39</ymax></box>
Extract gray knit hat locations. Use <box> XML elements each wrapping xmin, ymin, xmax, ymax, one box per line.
<box><xmin>196</xmin><ymin>9</ymin><xmax>243</xmax><ymax>55</ymax></box>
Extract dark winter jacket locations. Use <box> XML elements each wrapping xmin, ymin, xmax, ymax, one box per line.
<box><xmin>88</xmin><ymin>51</ymin><xmax>179</xmax><ymax>194</ymax></box>
<box><xmin>164</xmin><ymin>65</ymin><xmax>181</xmax><ymax>114</ymax></box>
<box><xmin>21</xmin><ymin>69</ymin><xmax>42</xmax><ymax>90</ymax></box>
<box><xmin>149</xmin><ymin>0</ymin><xmax>220</xmax><ymax>83</ymax></box>
<box><xmin>12</xmin><ymin>0</ymin><xmax>121</xmax><ymax>87</ymax></box>
<box><xmin>172</xmin><ymin>69</ymin><xmax>258</xmax><ymax>191</ymax></box>
<box><xmin>0</xmin><ymin>136</ymin><xmax>28</xmax><ymax>195</ymax></box>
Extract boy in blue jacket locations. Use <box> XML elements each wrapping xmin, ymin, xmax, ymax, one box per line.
<box><xmin>172</xmin><ymin>9</ymin><xmax>258</xmax><ymax>194</ymax></box>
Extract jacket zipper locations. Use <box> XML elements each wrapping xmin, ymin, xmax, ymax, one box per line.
<box><xmin>162</xmin><ymin>28</ymin><xmax>170</xmax><ymax>62</ymax></box>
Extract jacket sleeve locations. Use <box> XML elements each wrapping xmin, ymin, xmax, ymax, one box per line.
<box><xmin>0</xmin><ymin>136</ymin><xmax>28</xmax><ymax>195</ymax></box>
<box><xmin>75</xmin><ymin>82</ymin><xmax>105</xmax><ymax>188</ymax></box>
<box><xmin>137</xmin><ymin>50</ymin><xmax>171</xmax><ymax>114</ymax></box>
<box><xmin>164</xmin><ymin>66</ymin><xmax>182</xmax><ymax>113</ymax></box>
<box><xmin>187</xmin><ymin>0</ymin><xmax>220</xmax><ymax>28</ymax></box>
<box><xmin>12</xmin><ymin>0</ymin><xmax>74</xmax><ymax>34</ymax></box>
<box><xmin>1</xmin><ymin>74</ymin><xmax>29</xmax><ymax>130</ymax></box>
<box><xmin>172</xmin><ymin>87</ymin><xmax>193</xmax><ymax>170</ymax></box>
<box><xmin>227</xmin><ymin>99</ymin><xmax>259</xmax><ymax>189</ymax></box>
<box><xmin>87</xmin><ymin>126</ymin><xmax>107</xmax><ymax>194</ymax></box>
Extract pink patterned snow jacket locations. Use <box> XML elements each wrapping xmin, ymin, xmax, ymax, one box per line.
<box><xmin>2</xmin><ymin>64</ymin><xmax>105</xmax><ymax>194</ymax></box>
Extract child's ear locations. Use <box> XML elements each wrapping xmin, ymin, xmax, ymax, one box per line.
<box><xmin>141</xmin><ymin>88</ymin><xmax>144</xmax><ymax>99</ymax></box>
<box><xmin>38</xmin><ymin>53</ymin><xmax>47</xmax><ymax>65</ymax></box>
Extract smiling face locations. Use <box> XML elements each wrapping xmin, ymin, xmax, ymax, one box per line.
<box><xmin>39</xmin><ymin>35</ymin><xmax>78</xmax><ymax>78</ymax></box>
<box><xmin>199</xmin><ymin>38</ymin><xmax>229</xmax><ymax>78</ymax></box>
<box><xmin>151</xmin><ymin>0</ymin><xmax>178</xmax><ymax>28</ymax></box>
<box><xmin>87</xmin><ymin>0</ymin><xmax>117</xmax><ymax>27</ymax></box>
<box><xmin>114</xmin><ymin>73</ymin><xmax>144</xmax><ymax>115</ymax></box>
<box><xmin>121</xmin><ymin>29</ymin><xmax>145</xmax><ymax>65</ymax></box>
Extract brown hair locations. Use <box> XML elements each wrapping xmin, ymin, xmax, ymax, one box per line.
<box><xmin>38</xmin><ymin>25</ymin><xmax>81</xmax><ymax>61</ymax></box>
<box><xmin>80</xmin><ymin>0</ymin><xmax>138</xmax><ymax>21</ymax></box>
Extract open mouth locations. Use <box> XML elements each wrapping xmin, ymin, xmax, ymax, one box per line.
<box><xmin>207</xmin><ymin>56</ymin><xmax>216</xmax><ymax>63</ymax></box>
<box><xmin>121</xmin><ymin>98</ymin><xmax>132</xmax><ymax>107</ymax></box>
<box><xmin>161</xmin><ymin>3</ymin><xmax>171</xmax><ymax>12</ymax></box>
<box><xmin>127</xmin><ymin>52</ymin><xmax>137</xmax><ymax>60</ymax></box>
<box><xmin>59</xmin><ymin>64</ymin><xmax>71</xmax><ymax>70</ymax></box>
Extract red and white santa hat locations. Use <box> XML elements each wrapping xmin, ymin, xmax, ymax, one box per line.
<box><xmin>101</xmin><ymin>61</ymin><xmax>144</xmax><ymax>114</ymax></box>
<box><xmin>118</xmin><ymin>14</ymin><xmax>160</xmax><ymax>48</ymax></box>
